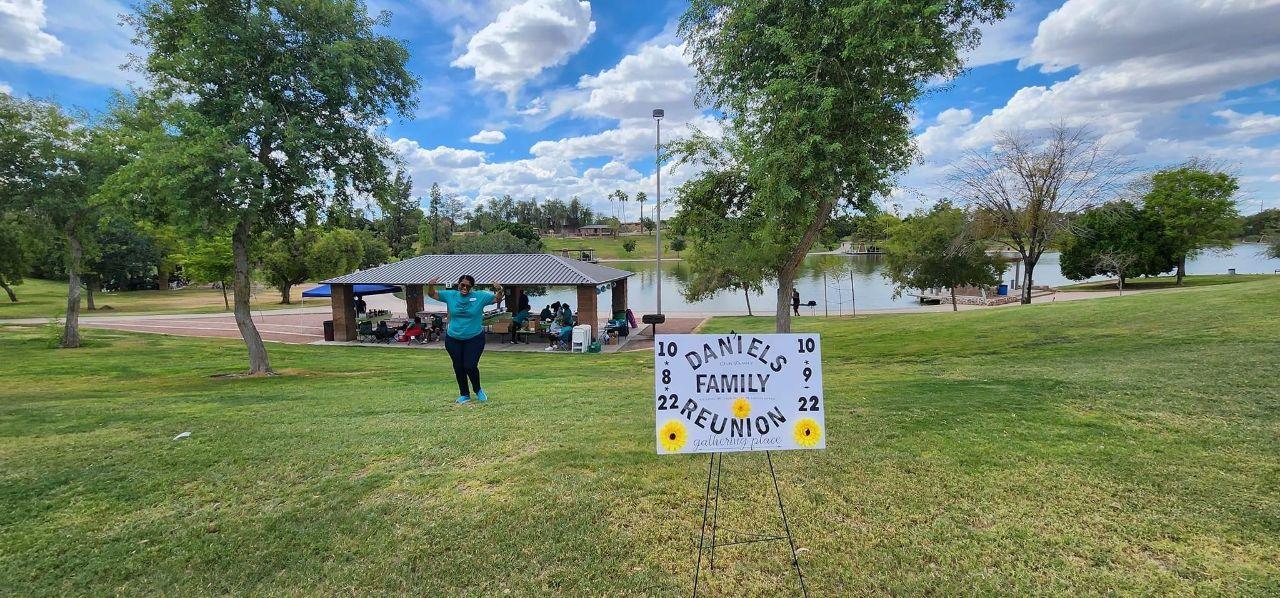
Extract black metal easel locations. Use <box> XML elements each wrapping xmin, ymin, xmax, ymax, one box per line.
<box><xmin>691</xmin><ymin>452</ymin><xmax>808</xmax><ymax>597</ymax></box>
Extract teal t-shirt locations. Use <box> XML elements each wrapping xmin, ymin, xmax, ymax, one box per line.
<box><xmin>438</xmin><ymin>289</ymin><xmax>495</xmax><ymax>340</ymax></box>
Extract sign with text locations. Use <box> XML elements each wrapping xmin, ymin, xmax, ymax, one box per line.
<box><xmin>655</xmin><ymin>333</ymin><xmax>825</xmax><ymax>454</ymax></box>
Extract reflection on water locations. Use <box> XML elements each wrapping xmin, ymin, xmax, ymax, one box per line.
<box><xmin>529</xmin><ymin>243</ymin><xmax>1279</xmax><ymax>315</ymax></box>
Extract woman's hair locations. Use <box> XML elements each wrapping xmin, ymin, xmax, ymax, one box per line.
<box><xmin>457</xmin><ymin>275</ymin><xmax>476</xmax><ymax>287</ymax></box>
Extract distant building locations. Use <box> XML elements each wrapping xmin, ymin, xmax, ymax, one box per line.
<box><xmin>576</xmin><ymin>224</ymin><xmax>617</xmax><ymax>237</ymax></box>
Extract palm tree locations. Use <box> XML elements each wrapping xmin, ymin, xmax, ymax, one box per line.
<box><xmin>609</xmin><ymin>189</ymin><xmax>628</xmax><ymax>221</ymax></box>
<box><xmin>635</xmin><ymin>191</ymin><xmax>647</xmax><ymax>225</ymax></box>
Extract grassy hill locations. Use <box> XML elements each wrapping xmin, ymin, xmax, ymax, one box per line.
<box><xmin>543</xmin><ymin>233</ymin><xmax>677</xmax><ymax>261</ymax></box>
<box><xmin>1</xmin><ymin>278</ymin><xmax>1277</xmax><ymax>594</ymax></box>
<box><xmin>0</xmin><ymin>278</ymin><xmax>303</xmax><ymax>320</ymax></box>
<box><xmin>1060</xmin><ymin>274</ymin><xmax>1268</xmax><ymax>291</ymax></box>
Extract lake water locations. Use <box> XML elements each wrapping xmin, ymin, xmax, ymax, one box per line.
<box><xmin>532</xmin><ymin>243</ymin><xmax>1280</xmax><ymax>315</ymax></box>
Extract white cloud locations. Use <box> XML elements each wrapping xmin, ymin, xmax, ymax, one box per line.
<box><xmin>0</xmin><ymin>81</ymin><xmax>11</xmax><ymax>94</ymax></box>
<box><xmin>916</xmin><ymin>108</ymin><xmax>974</xmax><ymax>158</ymax></box>
<box><xmin>1213</xmin><ymin>109</ymin><xmax>1280</xmax><ymax>141</ymax></box>
<box><xmin>963</xmin><ymin>0</ymin><xmax>1050</xmax><ymax>68</ymax></box>
<box><xmin>582</xmin><ymin>160</ymin><xmax>641</xmax><ymax>181</ymax></box>
<box><xmin>896</xmin><ymin>0</ymin><xmax>1280</xmax><ymax>212</ymax></box>
<box><xmin>468</xmin><ymin>129</ymin><xmax>506</xmax><ymax>144</ymax></box>
<box><xmin>0</xmin><ymin>0</ymin><xmax>136</xmax><ymax>87</ymax></box>
<box><xmin>530</xmin><ymin>114</ymin><xmax>721</xmax><ymax>163</ymax></box>
<box><xmin>964</xmin><ymin>0</ymin><xmax>1280</xmax><ymax>149</ymax></box>
<box><xmin>393</xmin><ymin>140</ymin><xmax>487</xmax><ymax>169</ymax></box>
<box><xmin>0</xmin><ymin>0</ymin><xmax>62</xmax><ymax>62</ymax></box>
<box><xmin>393</xmin><ymin>28</ymin><xmax>716</xmax><ymax>216</ymax></box>
<box><xmin>1025</xmin><ymin>0</ymin><xmax>1280</xmax><ymax>73</ymax></box>
<box><xmin>576</xmin><ymin>43</ymin><xmax>697</xmax><ymax>121</ymax></box>
<box><xmin>450</xmin><ymin>0</ymin><xmax>595</xmax><ymax>95</ymax></box>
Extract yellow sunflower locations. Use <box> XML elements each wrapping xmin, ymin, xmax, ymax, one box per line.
<box><xmin>659</xmin><ymin>420</ymin><xmax>688</xmax><ymax>452</ymax></box>
<box><xmin>731</xmin><ymin>397</ymin><xmax>752</xmax><ymax>418</ymax></box>
<box><xmin>793</xmin><ymin>418</ymin><xmax>823</xmax><ymax>448</ymax></box>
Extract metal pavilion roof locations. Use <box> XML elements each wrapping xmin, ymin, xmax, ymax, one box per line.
<box><xmin>321</xmin><ymin>253</ymin><xmax>635</xmax><ymax>287</ymax></box>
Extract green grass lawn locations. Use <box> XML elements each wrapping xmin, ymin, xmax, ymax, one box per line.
<box><xmin>544</xmin><ymin>233</ymin><xmax>680</xmax><ymax>261</ymax></box>
<box><xmin>1061</xmin><ymin>273</ymin><xmax>1270</xmax><ymax>291</ymax></box>
<box><xmin>0</xmin><ymin>278</ymin><xmax>304</xmax><ymax>320</ymax></box>
<box><xmin>2</xmin><ymin>279</ymin><xmax>1278</xmax><ymax>594</ymax></box>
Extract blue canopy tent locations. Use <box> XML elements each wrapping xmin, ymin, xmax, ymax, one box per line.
<box><xmin>301</xmin><ymin>284</ymin><xmax>401</xmax><ymax>313</ymax></box>
<box><xmin>302</xmin><ymin>283</ymin><xmax>401</xmax><ymax>298</ymax></box>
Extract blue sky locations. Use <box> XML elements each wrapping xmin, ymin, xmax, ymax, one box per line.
<box><xmin>3</xmin><ymin>0</ymin><xmax>1278</xmax><ymax>219</ymax></box>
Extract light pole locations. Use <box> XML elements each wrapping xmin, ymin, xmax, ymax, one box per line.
<box><xmin>653</xmin><ymin>108</ymin><xmax>664</xmax><ymax>326</ymax></box>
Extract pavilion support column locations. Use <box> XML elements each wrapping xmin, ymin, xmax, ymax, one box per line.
<box><xmin>331</xmin><ymin>284</ymin><xmax>356</xmax><ymax>341</ymax></box>
<box><xmin>405</xmin><ymin>284</ymin><xmax>424</xmax><ymax>319</ymax></box>
<box><xmin>508</xmin><ymin>286</ymin><xmax>524</xmax><ymax>314</ymax></box>
<box><xmin>576</xmin><ymin>284</ymin><xmax>598</xmax><ymax>334</ymax></box>
<box><xmin>611</xmin><ymin>278</ymin><xmax>627</xmax><ymax>319</ymax></box>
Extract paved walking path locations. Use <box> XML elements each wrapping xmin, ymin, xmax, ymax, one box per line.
<box><xmin>0</xmin><ymin>284</ymin><xmax>1168</xmax><ymax>346</ymax></box>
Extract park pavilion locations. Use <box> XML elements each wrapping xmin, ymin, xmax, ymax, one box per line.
<box><xmin>321</xmin><ymin>253</ymin><xmax>634</xmax><ymax>342</ymax></box>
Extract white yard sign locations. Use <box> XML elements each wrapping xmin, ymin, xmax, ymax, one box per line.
<box><xmin>655</xmin><ymin>333</ymin><xmax>825</xmax><ymax>454</ymax></box>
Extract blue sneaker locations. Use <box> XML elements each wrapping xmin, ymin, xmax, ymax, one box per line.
<box><xmin>476</xmin><ymin>389</ymin><xmax>489</xmax><ymax>403</ymax></box>
<box><xmin>456</xmin><ymin>395</ymin><xmax>471</xmax><ymax>404</ymax></box>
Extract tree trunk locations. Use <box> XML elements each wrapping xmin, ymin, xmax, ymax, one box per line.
<box><xmin>1021</xmin><ymin>260</ymin><xmax>1036</xmax><ymax>305</ymax></box>
<box><xmin>1118</xmin><ymin>273</ymin><xmax>1126</xmax><ymax>296</ymax></box>
<box><xmin>744</xmin><ymin>288</ymin><xmax>752</xmax><ymax>316</ymax></box>
<box><xmin>1</xmin><ymin>279</ymin><xmax>17</xmax><ymax>302</ymax></box>
<box><xmin>774</xmin><ymin>198</ymin><xmax>835</xmax><ymax>332</ymax></box>
<box><xmin>850</xmin><ymin>272</ymin><xmax>856</xmax><ymax>317</ymax></box>
<box><xmin>279</xmin><ymin>283</ymin><xmax>292</xmax><ymax>305</ymax></box>
<box><xmin>62</xmin><ymin>232</ymin><xmax>83</xmax><ymax>348</ymax></box>
<box><xmin>157</xmin><ymin>267</ymin><xmax>171</xmax><ymax>292</ymax></box>
<box><xmin>232</xmin><ymin>216</ymin><xmax>271</xmax><ymax>374</ymax></box>
<box><xmin>221</xmin><ymin>283</ymin><xmax>229</xmax><ymax>311</ymax></box>
<box><xmin>1176</xmin><ymin>254</ymin><xmax>1186</xmax><ymax>286</ymax></box>
<box><xmin>950</xmin><ymin>286</ymin><xmax>958</xmax><ymax>312</ymax></box>
<box><xmin>86</xmin><ymin>276</ymin><xmax>99</xmax><ymax>311</ymax></box>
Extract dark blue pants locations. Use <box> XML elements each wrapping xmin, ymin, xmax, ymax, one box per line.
<box><xmin>444</xmin><ymin>333</ymin><xmax>485</xmax><ymax>397</ymax></box>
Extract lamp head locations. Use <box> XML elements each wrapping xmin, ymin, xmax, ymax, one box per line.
<box><xmin>652</xmin><ymin>108</ymin><xmax>664</xmax><ymax>120</ymax></box>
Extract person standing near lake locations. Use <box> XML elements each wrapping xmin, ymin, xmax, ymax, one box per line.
<box><xmin>792</xmin><ymin>288</ymin><xmax>801</xmax><ymax>316</ymax></box>
<box><xmin>427</xmin><ymin>275</ymin><xmax>504</xmax><ymax>404</ymax></box>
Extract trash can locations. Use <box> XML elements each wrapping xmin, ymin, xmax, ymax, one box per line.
<box><xmin>322</xmin><ymin>320</ymin><xmax>334</xmax><ymax>342</ymax></box>
<box><xmin>997</xmin><ymin>284</ymin><xmax>1009</xmax><ymax>296</ymax></box>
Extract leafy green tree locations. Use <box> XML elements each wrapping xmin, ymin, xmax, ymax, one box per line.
<box><xmin>677</xmin><ymin>0</ymin><xmax>1009</xmax><ymax>331</ymax></box>
<box><xmin>493</xmin><ymin>221</ymin><xmax>543</xmax><ymax>249</ymax></box>
<box><xmin>668</xmin><ymin>236</ymin><xmax>686</xmax><ymax>256</ymax></box>
<box><xmin>354</xmin><ymin>228</ymin><xmax>392</xmax><ymax>269</ymax></box>
<box><xmin>439</xmin><ymin>230</ymin><xmax>544</xmax><ymax>255</ymax></box>
<box><xmin>622</xmin><ymin>239</ymin><xmax>636</xmax><ymax>254</ymax></box>
<box><xmin>883</xmin><ymin>202</ymin><xmax>1002</xmax><ymax>312</ymax></box>
<box><xmin>180</xmin><ymin>237</ymin><xmax>235</xmax><ymax>310</ymax></box>
<box><xmin>308</xmin><ymin>228</ymin><xmax>364</xmax><ymax>281</ymax></box>
<box><xmin>1265</xmin><ymin>227</ymin><xmax>1280</xmax><ymax>259</ymax></box>
<box><xmin>681</xmin><ymin>246</ymin><xmax>771</xmax><ymax>316</ymax></box>
<box><xmin>1238</xmin><ymin>208</ymin><xmax>1280</xmax><ymax>240</ymax></box>
<box><xmin>261</xmin><ymin>228</ymin><xmax>316</xmax><ymax>304</ymax></box>
<box><xmin>1059</xmin><ymin>202</ymin><xmax>1176</xmax><ymax>288</ymax></box>
<box><xmin>119</xmin><ymin>0</ymin><xmax>418</xmax><ymax>373</ymax></box>
<box><xmin>85</xmin><ymin>216</ymin><xmax>160</xmax><ymax>308</ymax></box>
<box><xmin>374</xmin><ymin>168</ymin><xmax>421</xmax><ymax>259</ymax></box>
<box><xmin>0</xmin><ymin>211</ymin><xmax>36</xmax><ymax>302</ymax></box>
<box><xmin>0</xmin><ymin>93</ymin><xmax>128</xmax><ymax>347</ymax></box>
<box><xmin>1144</xmin><ymin>163</ymin><xmax>1241</xmax><ymax>285</ymax></box>
<box><xmin>143</xmin><ymin>223</ymin><xmax>185</xmax><ymax>291</ymax></box>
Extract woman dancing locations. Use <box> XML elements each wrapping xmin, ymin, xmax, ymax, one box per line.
<box><xmin>427</xmin><ymin>275</ymin><xmax>504</xmax><ymax>404</ymax></box>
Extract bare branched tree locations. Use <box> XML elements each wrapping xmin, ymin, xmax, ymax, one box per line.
<box><xmin>949</xmin><ymin>124</ymin><xmax>1133</xmax><ymax>304</ymax></box>
<box><xmin>1094</xmin><ymin>251</ymin><xmax>1139</xmax><ymax>295</ymax></box>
